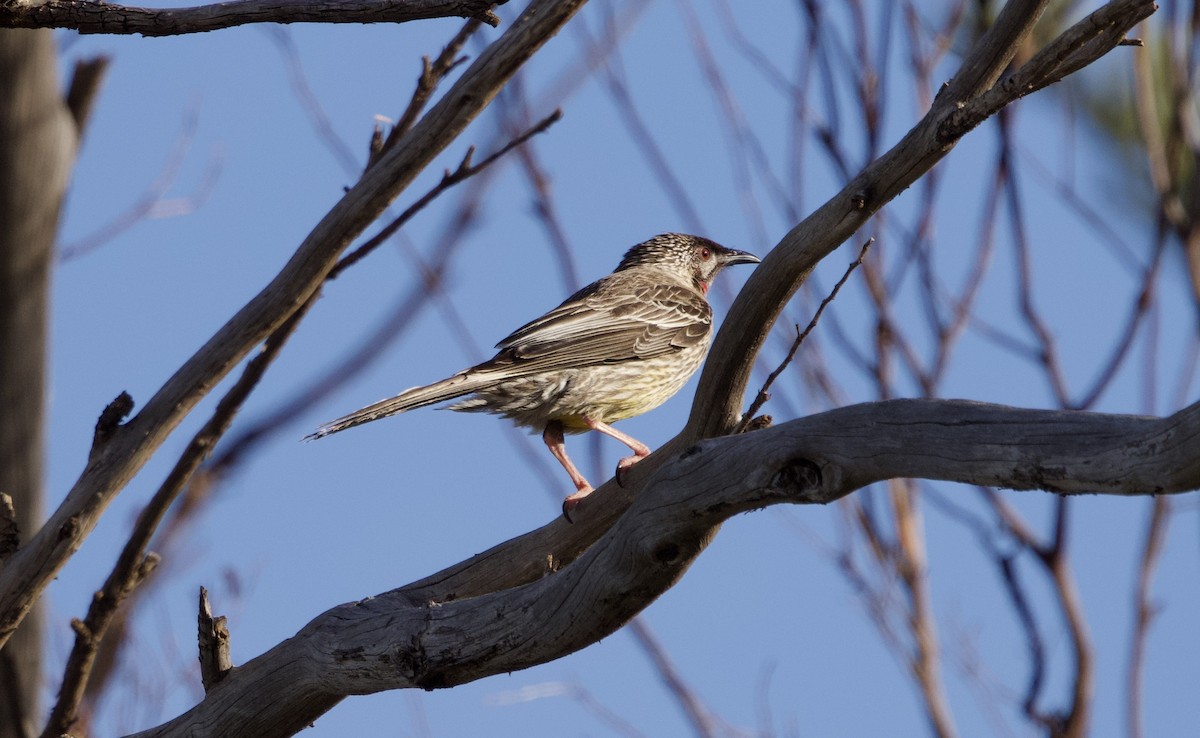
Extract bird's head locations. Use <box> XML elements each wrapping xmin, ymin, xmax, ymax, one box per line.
<box><xmin>616</xmin><ymin>233</ymin><xmax>760</xmax><ymax>294</ymax></box>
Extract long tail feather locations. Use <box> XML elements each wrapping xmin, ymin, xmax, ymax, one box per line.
<box><xmin>304</xmin><ymin>372</ymin><xmax>488</xmax><ymax>440</ymax></box>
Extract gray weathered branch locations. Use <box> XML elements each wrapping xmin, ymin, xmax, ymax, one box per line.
<box><xmin>0</xmin><ymin>0</ymin><xmax>505</xmax><ymax>36</ymax></box>
<box><xmin>128</xmin><ymin>399</ymin><xmax>1199</xmax><ymax>738</ymax></box>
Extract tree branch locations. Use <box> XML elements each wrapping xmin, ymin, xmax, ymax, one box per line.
<box><xmin>128</xmin><ymin>398</ymin><xmax>1200</xmax><ymax>737</ymax></box>
<box><xmin>0</xmin><ymin>0</ymin><xmax>589</xmax><ymax>653</ymax></box>
<box><xmin>0</xmin><ymin>0</ymin><xmax>506</xmax><ymax>37</ymax></box>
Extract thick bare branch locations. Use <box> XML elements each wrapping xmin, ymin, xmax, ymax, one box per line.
<box><xmin>0</xmin><ymin>0</ymin><xmax>505</xmax><ymax>37</ymax></box>
<box><xmin>127</xmin><ymin>398</ymin><xmax>1200</xmax><ymax>738</ymax></box>
<box><xmin>0</xmin><ymin>0</ymin><xmax>588</xmax><ymax>653</ymax></box>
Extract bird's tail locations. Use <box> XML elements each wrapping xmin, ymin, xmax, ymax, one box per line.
<box><xmin>304</xmin><ymin>371</ymin><xmax>490</xmax><ymax>441</ymax></box>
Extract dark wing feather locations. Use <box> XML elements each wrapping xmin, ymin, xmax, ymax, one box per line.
<box><xmin>480</xmin><ymin>272</ymin><xmax>711</xmax><ymax>376</ymax></box>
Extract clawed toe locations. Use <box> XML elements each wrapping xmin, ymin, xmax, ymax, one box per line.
<box><xmin>561</xmin><ymin>486</ymin><xmax>594</xmax><ymax>523</ymax></box>
<box><xmin>561</xmin><ymin>497</ymin><xmax>579</xmax><ymax>523</ymax></box>
<box><xmin>615</xmin><ymin>454</ymin><xmax>642</xmax><ymax>488</ymax></box>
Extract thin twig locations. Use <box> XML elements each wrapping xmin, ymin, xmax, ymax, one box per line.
<box><xmin>889</xmin><ymin>477</ymin><xmax>958</xmax><ymax>738</ymax></box>
<box><xmin>336</xmin><ymin>109</ymin><xmax>561</xmax><ymax>277</ymax></box>
<box><xmin>736</xmin><ymin>238</ymin><xmax>871</xmax><ymax>433</ymax></box>
<box><xmin>58</xmin><ymin>103</ymin><xmax>223</xmax><ymax>262</ymax></box>
<box><xmin>626</xmin><ymin>618</ymin><xmax>718</xmax><ymax>738</ymax></box>
<box><xmin>382</xmin><ymin>20</ymin><xmax>482</xmax><ymax>157</ymax></box>
<box><xmin>586</xmin><ymin>10</ymin><xmax>705</xmax><ymax>232</ymax></box>
<box><xmin>1125</xmin><ymin>496</ymin><xmax>1169</xmax><ymax>738</ymax></box>
<box><xmin>999</xmin><ymin>111</ymin><xmax>1072</xmax><ymax>406</ymax></box>
<box><xmin>498</xmin><ymin>76</ymin><xmax>581</xmax><ymax>293</ymax></box>
<box><xmin>269</xmin><ymin>28</ymin><xmax>360</xmax><ymax>175</ymax></box>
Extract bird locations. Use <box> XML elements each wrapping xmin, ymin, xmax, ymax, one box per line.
<box><xmin>306</xmin><ymin>233</ymin><xmax>759</xmax><ymax>520</ymax></box>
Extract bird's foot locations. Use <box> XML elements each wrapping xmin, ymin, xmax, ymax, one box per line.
<box><xmin>561</xmin><ymin>484</ymin><xmax>594</xmax><ymax>524</ymax></box>
<box><xmin>614</xmin><ymin>453</ymin><xmax>645</xmax><ymax>488</ymax></box>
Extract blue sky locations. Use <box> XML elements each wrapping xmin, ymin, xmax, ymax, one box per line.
<box><xmin>37</xmin><ymin>1</ymin><xmax>1200</xmax><ymax>736</ymax></box>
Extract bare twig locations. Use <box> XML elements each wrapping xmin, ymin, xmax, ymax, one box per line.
<box><xmin>58</xmin><ymin>104</ymin><xmax>223</xmax><ymax>262</ymax></box>
<box><xmin>1075</xmin><ymin>236</ymin><xmax>1167</xmax><ymax>409</ymax></box>
<box><xmin>383</xmin><ymin>20</ymin><xmax>482</xmax><ymax>157</ymax></box>
<box><xmin>268</xmin><ymin>28</ymin><xmax>360</xmax><ymax>175</ymax></box>
<box><xmin>497</xmin><ymin>75</ymin><xmax>581</xmax><ymax>292</ymax></box>
<box><xmin>626</xmin><ymin>619</ymin><xmax>717</xmax><ymax>738</ymax></box>
<box><xmin>585</xmin><ymin>10</ymin><xmax>705</xmax><ymax>232</ymax></box>
<box><xmin>1044</xmin><ymin>499</ymin><xmax>1094</xmax><ymax>738</ymax></box>
<box><xmin>737</xmin><ymin>238</ymin><xmax>871</xmax><ymax>433</ymax></box>
<box><xmin>1125</xmin><ymin>497</ymin><xmax>1169</xmax><ymax>738</ymax></box>
<box><xmin>999</xmin><ymin>111</ymin><xmax>1072</xmax><ymax>406</ymax></box>
<box><xmin>888</xmin><ymin>478</ymin><xmax>957</xmax><ymax>738</ymax></box>
<box><xmin>336</xmin><ymin>108</ymin><xmax>561</xmax><ymax>276</ymax></box>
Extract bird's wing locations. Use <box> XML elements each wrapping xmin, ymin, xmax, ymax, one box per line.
<box><xmin>484</xmin><ymin>276</ymin><xmax>712</xmax><ymax>375</ymax></box>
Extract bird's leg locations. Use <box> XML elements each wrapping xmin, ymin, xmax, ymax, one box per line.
<box><xmin>543</xmin><ymin>420</ymin><xmax>593</xmax><ymax>522</ymax></box>
<box><xmin>583</xmin><ymin>416</ymin><xmax>651</xmax><ymax>487</ymax></box>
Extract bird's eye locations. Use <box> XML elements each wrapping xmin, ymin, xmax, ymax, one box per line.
<box><xmin>699</xmin><ymin>247</ymin><xmax>712</xmax><ymax>260</ymax></box>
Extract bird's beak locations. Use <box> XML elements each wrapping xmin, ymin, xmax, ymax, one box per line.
<box><xmin>720</xmin><ymin>249</ymin><xmax>761</xmax><ymax>267</ymax></box>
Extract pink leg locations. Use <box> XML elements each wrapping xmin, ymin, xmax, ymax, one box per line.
<box><xmin>543</xmin><ymin>420</ymin><xmax>593</xmax><ymax>522</ymax></box>
<box><xmin>583</xmin><ymin>416</ymin><xmax>651</xmax><ymax>486</ymax></box>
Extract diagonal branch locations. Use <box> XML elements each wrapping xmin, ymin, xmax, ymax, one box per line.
<box><xmin>0</xmin><ymin>0</ymin><xmax>589</xmax><ymax>653</ymax></box>
<box><xmin>0</xmin><ymin>0</ymin><xmax>506</xmax><ymax>37</ymax></box>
